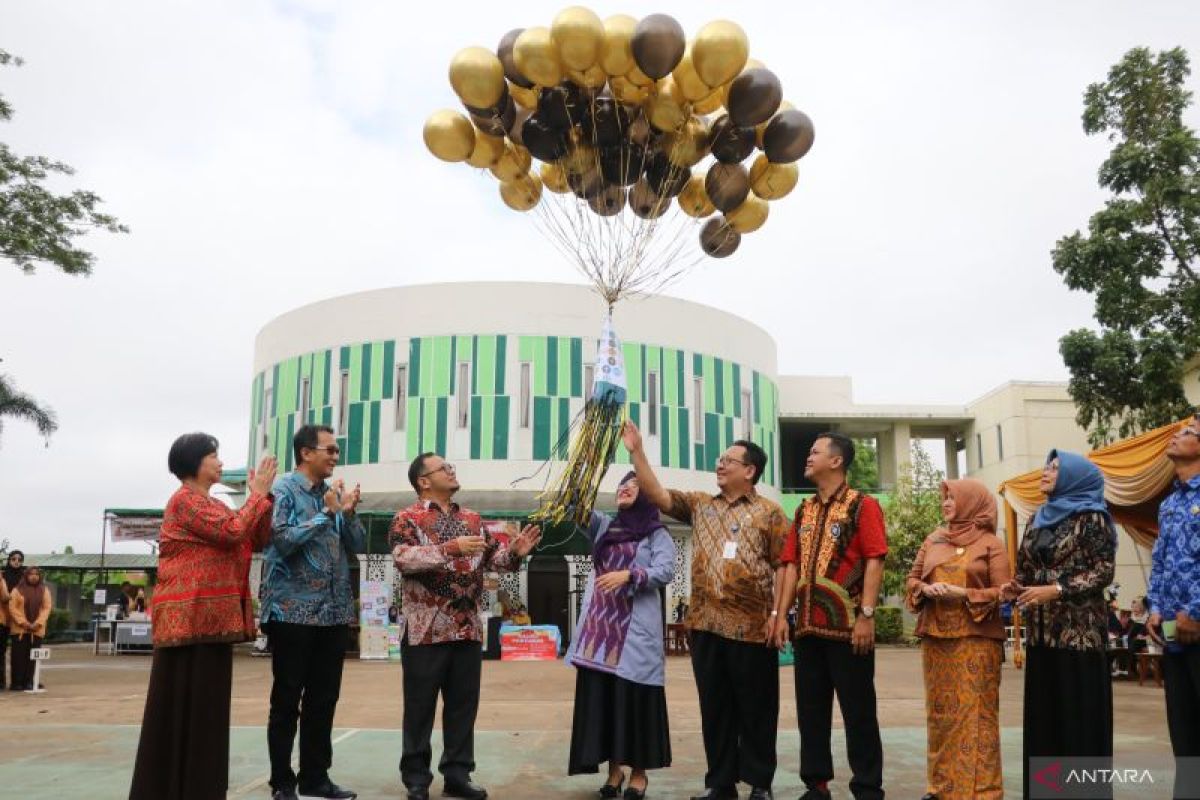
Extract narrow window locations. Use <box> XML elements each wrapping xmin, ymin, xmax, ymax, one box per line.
<box><xmin>647</xmin><ymin>371</ymin><xmax>659</xmax><ymax>436</ymax></box>
<box><xmin>457</xmin><ymin>362</ymin><xmax>470</xmax><ymax>428</ymax></box>
<box><xmin>693</xmin><ymin>377</ymin><xmax>704</xmax><ymax>442</ymax></box>
<box><xmin>976</xmin><ymin>433</ymin><xmax>984</xmax><ymax>468</ymax></box>
<box><xmin>997</xmin><ymin>425</ymin><xmax>1004</xmax><ymax>461</ymax></box>
<box><xmin>742</xmin><ymin>389</ymin><xmax>753</xmax><ymax>440</ymax></box>
<box><xmin>299</xmin><ymin>377</ymin><xmax>311</xmax><ymax>422</ymax></box>
<box><xmin>261</xmin><ymin>388</ymin><xmax>272</xmax><ymax>450</ymax></box>
<box><xmin>394</xmin><ymin>365</ymin><xmax>408</xmax><ymax>430</ymax></box>
<box><xmin>520</xmin><ymin>362</ymin><xmax>532</xmax><ymax>428</ymax></box>
<box><xmin>338</xmin><ymin>370</ymin><xmax>350</xmax><ymax>433</ymax></box>
<box><xmin>584</xmin><ymin>365</ymin><xmax>595</xmax><ymax>401</ymax></box>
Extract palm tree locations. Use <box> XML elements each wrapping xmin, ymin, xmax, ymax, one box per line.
<box><xmin>0</xmin><ymin>373</ymin><xmax>57</xmax><ymax>446</ymax></box>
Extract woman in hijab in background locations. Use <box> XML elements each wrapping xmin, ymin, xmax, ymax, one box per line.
<box><xmin>906</xmin><ymin>479</ymin><xmax>1010</xmax><ymax>800</ymax></box>
<box><xmin>566</xmin><ymin>472</ymin><xmax>677</xmax><ymax>800</ymax></box>
<box><xmin>8</xmin><ymin>566</ymin><xmax>52</xmax><ymax>691</ymax></box>
<box><xmin>1002</xmin><ymin>450</ymin><xmax>1117</xmax><ymax>798</ymax></box>
<box><xmin>0</xmin><ymin>550</ymin><xmax>24</xmax><ymax>690</ymax></box>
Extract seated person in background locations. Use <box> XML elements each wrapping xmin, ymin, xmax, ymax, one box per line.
<box><xmin>1129</xmin><ymin>597</ymin><xmax>1151</xmax><ymax>653</ymax></box>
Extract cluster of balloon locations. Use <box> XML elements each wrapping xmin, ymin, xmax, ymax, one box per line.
<box><xmin>424</xmin><ymin>8</ymin><xmax>814</xmax><ymax>261</ymax></box>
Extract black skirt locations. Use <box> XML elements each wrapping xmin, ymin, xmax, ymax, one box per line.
<box><xmin>1023</xmin><ymin>644</ymin><xmax>1113</xmax><ymax>799</ymax></box>
<box><xmin>128</xmin><ymin>643</ymin><xmax>234</xmax><ymax>800</ymax></box>
<box><xmin>568</xmin><ymin>666</ymin><xmax>672</xmax><ymax>775</ymax></box>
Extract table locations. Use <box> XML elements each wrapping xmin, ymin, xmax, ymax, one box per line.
<box><xmin>93</xmin><ymin>618</ymin><xmax>153</xmax><ymax>655</ymax></box>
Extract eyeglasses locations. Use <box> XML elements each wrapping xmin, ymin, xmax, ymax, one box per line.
<box><xmin>1178</xmin><ymin>428</ymin><xmax>1200</xmax><ymax>440</ymax></box>
<box><xmin>716</xmin><ymin>456</ymin><xmax>748</xmax><ymax>468</ymax></box>
<box><xmin>421</xmin><ymin>463</ymin><xmax>456</xmax><ymax>477</ymax></box>
<box><xmin>312</xmin><ymin>445</ymin><xmax>341</xmax><ymax>455</ymax></box>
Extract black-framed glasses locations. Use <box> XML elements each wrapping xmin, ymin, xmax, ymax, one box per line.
<box><xmin>716</xmin><ymin>455</ymin><xmax>747</xmax><ymax>468</ymax></box>
<box><xmin>312</xmin><ymin>445</ymin><xmax>341</xmax><ymax>455</ymax></box>
<box><xmin>421</xmin><ymin>462</ymin><xmax>456</xmax><ymax>477</ymax></box>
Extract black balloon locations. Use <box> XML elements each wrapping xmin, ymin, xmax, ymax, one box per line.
<box><xmin>581</xmin><ymin>98</ymin><xmax>631</xmax><ymax>147</ymax></box>
<box><xmin>700</xmin><ymin>218</ymin><xmax>741</xmax><ymax>258</ymax></box>
<box><xmin>709</xmin><ymin>115</ymin><xmax>757</xmax><ymax>164</ymax></box>
<box><xmin>522</xmin><ymin>116</ymin><xmax>569</xmax><ymax>162</ymax></box>
<box><xmin>536</xmin><ymin>83</ymin><xmax>583</xmax><ymax>131</ymax></box>
<box><xmin>645</xmin><ymin>152</ymin><xmax>690</xmax><ymax>197</ymax></box>
<box><xmin>631</xmin><ymin>14</ymin><xmax>686</xmax><ymax>80</ymax></box>
<box><xmin>726</xmin><ymin>68</ymin><xmax>783</xmax><ymax>127</ymax></box>
<box><xmin>630</xmin><ymin>179</ymin><xmax>670</xmax><ymax>219</ymax></box>
<box><xmin>497</xmin><ymin>29</ymin><xmax>534</xmax><ymax>89</ymax></box>
<box><xmin>568</xmin><ymin>169</ymin><xmax>604</xmax><ymax>200</ymax></box>
<box><xmin>588</xmin><ymin>185</ymin><xmax>627</xmax><ymax>216</ymax></box>
<box><xmin>763</xmin><ymin>109</ymin><xmax>816</xmax><ymax>164</ymax></box>
<box><xmin>705</xmin><ymin>163</ymin><xmax>750</xmax><ymax>212</ymax></box>
<box><xmin>600</xmin><ymin>144</ymin><xmax>645</xmax><ymax>186</ymax></box>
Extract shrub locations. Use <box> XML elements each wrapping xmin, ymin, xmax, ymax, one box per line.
<box><xmin>873</xmin><ymin>606</ymin><xmax>904</xmax><ymax>644</ymax></box>
<box><xmin>46</xmin><ymin>608</ymin><xmax>72</xmax><ymax>639</ymax></box>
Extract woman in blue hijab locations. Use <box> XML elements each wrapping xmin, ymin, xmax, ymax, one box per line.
<box><xmin>1002</xmin><ymin>450</ymin><xmax>1117</xmax><ymax>798</ymax></box>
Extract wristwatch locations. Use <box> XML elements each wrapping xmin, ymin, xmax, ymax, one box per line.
<box><xmin>860</xmin><ymin>605</ymin><xmax>875</xmax><ymax>619</ymax></box>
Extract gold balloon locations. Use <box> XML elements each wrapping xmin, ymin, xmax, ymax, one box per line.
<box><xmin>645</xmin><ymin>77</ymin><xmax>690</xmax><ymax>132</ymax></box>
<box><xmin>725</xmin><ymin>194</ymin><xmax>769</xmax><ymax>233</ymax></box>
<box><xmin>490</xmin><ymin>144</ymin><xmax>532</xmax><ymax>181</ymax></box>
<box><xmin>562</xmin><ymin>143</ymin><xmax>598</xmax><ymax>176</ymax></box>
<box><xmin>694</xmin><ymin>89</ymin><xmax>723</xmax><ymax>114</ymax></box>
<box><xmin>552</xmin><ymin>6</ymin><xmax>604</xmax><ymax>71</ymax></box>
<box><xmin>423</xmin><ymin>109</ymin><xmax>476</xmax><ymax>162</ymax></box>
<box><xmin>672</xmin><ymin>43</ymin><xmax>713</xmax><ymax>103</ymax></box>
<box><xmin>678</xmin><ymin>174</ymin><xmax>715</xmax><ymax>217</ymax></box>
<box><xmin>600</xmin><ymin>14</ymin><xmax>637</xmax><ymax>76</ymax></box>
<box><xmin>756</xmin><ymin>100</ymin><xmax>794</xmax><ymax>148</ymax></box>
<box><xmin>540</xmin><ymin>162</ymin><xmax>570</xmax><ymax>193</ymax></box>
<box><xmin>609</xmin><ymin>76</ymin><xmax>650</xmax><ymax>104</ymax></box>
<box><xmin>664</xmin><ymin>116</ymin><xmax>710</xmax><ymax>168</ymax></box>
<box><xmin>625</xmin><ymin>62</ymin><xmax>654</xmax><ymax>87</ymax></box>
<box><xmin>499</xmin><ymin>172</ymin><xmax>543</xmax><ymax>211</ymax></box>
<box><xmin>511</xmin><ymin>83</ymin><xmax>539</xmax><ymax>110</ymax></box>
<box><xmin>448</xmin><ymin>47</ymin><xmax>506</xmax><ymax>109</ymax></box>
<box><xmin>692</xmin><ymin>21</ymin><xmax>749</xmax><ymax>88</ymax></box>
<box><xmin>749</xmin><ymin>154</ymin><xmax>799</xmax><ymax>200</ymax></box>
<box><xmin>466</xmin><ymin>130</ymin><xmax>506</xmax><ymax>168</ymax></box>
<box><xmin>514</xmin><ymin>27</ymin><xmax>563</xmax><ymax>87</ymax></box>
<box><xmin>569</xmin><ymin>64</ymin><xmax>608</xmax><ymax>89</ymax></box>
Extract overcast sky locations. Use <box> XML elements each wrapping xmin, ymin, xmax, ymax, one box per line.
<box><xmin>2</xmin><ymin>1</ymin><xmax>1198</xmax><ymax>554</ymax></box>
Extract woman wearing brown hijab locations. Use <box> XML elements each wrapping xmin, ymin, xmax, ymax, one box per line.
<box><xmin>8</xmin><ymin>566</ymin><xmax>52</xmax><ymax>691</ymax></box>
<box><xmin>905</xmin><ymin>479</ymin><xmax>1011</xmax><ymax>800</ymax></box>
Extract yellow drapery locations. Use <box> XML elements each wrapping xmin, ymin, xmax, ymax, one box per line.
<box><xmin>996</xmin><ymin>417</ymin><xmax>1189</xmax><ymax>668</ymax></box>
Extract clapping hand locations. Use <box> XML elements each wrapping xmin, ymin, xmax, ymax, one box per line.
<box><xmin>324</xmin><ymin>480</ymin><xmax>343</xmax><ymax>515</ymax></box>
<box><xmin>248</xmin><ymin>455</ymin><xmax>278</xmax><ymax>496</ymax></box>
<box><xmin>511</xmin><ymin>524</ymin><xmax>542</xmax><ymax>557</ymax></box>
<box><xmin>341</xmin><ymin>483</ymin><xmax>361</xmax><ymax>514</ymax></box>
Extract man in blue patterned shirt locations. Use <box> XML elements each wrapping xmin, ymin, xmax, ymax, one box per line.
<box><xmin>261</xmin><ymin>424</ymin><xmax>366</xmax><ymax>800</ymax></box>
<box><xmin>1149</xmin><ymin>413</ymin><xmax>1200</xmax><ymax>797</ymax></box>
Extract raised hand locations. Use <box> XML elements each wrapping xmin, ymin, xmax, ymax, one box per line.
<box><xmin>511</xmin><ymin>524</ymin><xmax>542</xmax><ymax>557</ymax></box>
<box><xmin>452</xmin><ymin>535</ymin><xmax>488</xmax><ymax>557</ymax></box>
<box><xmin>249</xmin><ymin>455</ymin><xmax>278</xmax><ymax>496</ymax></box>
<box><xmin>324</xmin><ymin>479</ymin><xmax>344</xmax><ymax>515</ymax></box>
<box><xmin>341</xmin><ymin>483</ymin><xmax>362</xmax><ymax>514</ymax></box>
<box><xmin>621</xmin><ymin>421</ymin><xmax>643</xmax><ymax>455</ymax></box>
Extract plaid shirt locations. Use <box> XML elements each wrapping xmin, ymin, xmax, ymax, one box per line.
<box><xmin>390</xmin><ymin>499</ymin><xmax>522</xmax><ymax>645</ymax></box>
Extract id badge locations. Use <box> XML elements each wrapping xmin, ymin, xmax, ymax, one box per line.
<box><xmin>722</xmin><ymin>541</ymin><xmax>738</xmax><ymax>560</ymax></box>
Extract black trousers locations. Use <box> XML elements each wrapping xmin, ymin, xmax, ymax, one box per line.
<box><xmin>689</xmin><ymin>629</ymin><xmax>779</xmax><ymax>790</ymax></box>
<box><xmin>1164</xmin><ymin>647</ymin><xmax>1200</xmax><ymax>799</ymax></box>
<box><xmin>266</xmin><ymin>623</ymin><xmax>349</xmax><ymax>792</ymax></box>
<box><xmin>9</xmin><ymin>633</ymin><xmax>41</xmax><ymax>690</ymax></box>
<box><xmin>0</xmin><ymin>625</ymin><xmax>9</xmax><ymax>688</ymax></box>
<box><xmin>401</xmin><ymin>640</ymin><xmax>482</xmax><ymax>790</ymax></box>
<box><xmin>794</xmin><ymin>636</ymin><xmax>884</xmax><ymax>800</ymax></box>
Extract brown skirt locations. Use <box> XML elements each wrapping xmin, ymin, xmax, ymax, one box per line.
<box><xmin>922</xmin><ymin>636</ymin><xmax>1004</xmax><ymax>800</ymax></box>
<box><xmin>128</xmin><ymin>643</ymin><xmax>234</xmax><ymax>800</ymax></box>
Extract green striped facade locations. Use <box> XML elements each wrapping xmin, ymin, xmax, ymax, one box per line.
<box><xmin>251</xmin><ymin>334</ymin><xmax>779</xmax><ymax>485</ymax></box>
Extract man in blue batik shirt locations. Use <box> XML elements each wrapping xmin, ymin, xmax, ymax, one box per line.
<box><xmin>261</xmin><ymin>424</ymin><xmax>366</xmax><ymax>800</ymax></box>
<box><xmin>1148</xmin><ymin>413</ymin><xmax>1200</xmax><ymax>798</ymax></box>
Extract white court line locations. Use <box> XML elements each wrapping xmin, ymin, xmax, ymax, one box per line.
<box><xmin>229</xmin><ymin>728</ymin><xmax>360</xmax><ymax>798</ymax></box>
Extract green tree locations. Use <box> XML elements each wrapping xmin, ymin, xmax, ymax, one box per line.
<box><xmin>1053</xmin><ymin>47</ymin><xmax>1200</xmax><ymax>447</ymax></box>
<box><xmin>848</xmin><ymin>437</ymin><xmax>880</xmax><ymax>491</ymax></box>
<box><xmin>0</xmin><ymin>372</ymin><xmax>57</xmax><ymax>445</ymax></box>
<box><xmin>881</xmin><ymin>442</ymin><xmax>944</xmax><ymax>599</ymax></box>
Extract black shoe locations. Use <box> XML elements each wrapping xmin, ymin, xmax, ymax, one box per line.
<box><xmin>748</xmin><ymin>790</ymin><xmax>773</xmax><ymax>800</ymax></box>
<box><xmin>600</xmin><ymin>777</ymin><xmax>625</xmax><ymax>798</ymax></box>
<box><xmin>298</xmin><ymin>782</ymin><xmax>357</xmax><ymax>799</ymax></box>
<box><xmin>690</xmin><ymin>789</ymin><xmax>738</xmax><ymax>800</ymax></box>
<box><xmin>798</xmin><ymin>788</ymin><xmax>831</xmax><ymax>800</ymax></box>
<box><xmin>624</xmin><ymin>777</ymin><xmax>648</xmax><ymax>800</ymax></box>
<box><xmin>921</xmin><ymin>795</ymin><xmax>938</xmax><ymax>800</ymax></box>
<box><xmin>404</xmin><ymin>787</ymin><xmax>430</xmax><ymax>800</ymax></box>
<box><xmin>271</xmin><ymin>790</ymin><xmax>299</xmax><ymax>800</ymax></box>
<box><xmin>443</xmin><ymin>780</ymin><xmax>488</xmax><ymax>800</ymax></box>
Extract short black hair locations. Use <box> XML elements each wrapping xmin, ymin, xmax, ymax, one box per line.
<box><xmin>732</xmin><ymin>439</ymin><xmax>768</xmax><ymax>485</ymax></box>
<box><xmin>293</xmin><ymin>424</ymin><xmax>335</xmax><ymax>464</ymax></box>
<box><xmin>167</xmin><ymin>432</ymin><xmax>219</xmax><ymax>480</ymax></box>
<box><xmin>817</xmin><ymin>432</ymin><xmax>855</xmax><ymax>473</ymax></box>
<box><xmin>408</xmin><ymin>452</ymin><xmax>436</xmax><ymax>492</ymax></box>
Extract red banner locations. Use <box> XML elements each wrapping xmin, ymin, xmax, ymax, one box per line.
<box><xmin>499</xmin><ymin>625</ymin><xmax>560</xmax><ymax>661</ymax></box>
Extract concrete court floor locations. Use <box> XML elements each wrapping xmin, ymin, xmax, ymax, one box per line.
<box><xmin>0</xmin><ymin>644</ymin><xmax>1175</xmax><ymax>800</ymax></box>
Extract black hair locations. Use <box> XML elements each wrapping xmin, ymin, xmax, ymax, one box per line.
<box><xmin>408</xmin><ymin>452</ymin><xmax>436</xmax><ymax>493</ymax></box>
<box><xmin>167</xmin><ymin>432</ymin><xmax>219</xmax><ymax>480</ymax></box>
<box><xmin>293</xmin><ymin>424</ymin><xmax>335</xmax><ymax>464</ymax></box>
<box><xmin>7</xmin><ymin>550</ymin><xmax>23</xmax><ymax>560</ymax></box>
<box><xmin>816</xmin><ymin>431</ymin><xmax>856</xmax><ymax>473</ymax></box>
<box><xmin>732</xmin><ymin>439</ymin><xmax>768</xmax><ymax>485</ymax></box>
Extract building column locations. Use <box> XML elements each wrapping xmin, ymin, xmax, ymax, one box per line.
<box><xmin>944</xmin><ymin>436</ymin><xmax>960</xmax><ymax>479</ymax></box>
<box><xmin>892</xmin><ymin>422</ymin><xmax>912</xmax><ymax>483</ymax></box>
<box><xmin>879</xmin><ymin>428</ymin><xmax>896</xmax><ymax>490</ymax></box>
